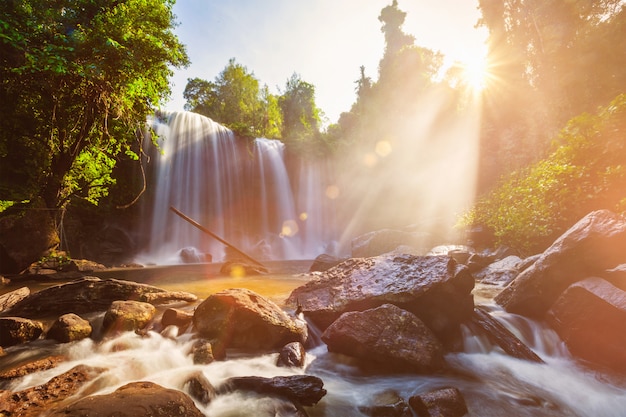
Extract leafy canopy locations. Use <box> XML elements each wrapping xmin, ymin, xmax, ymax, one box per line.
<box><xmin>0</xmin><ymin>0</ymin><xmax>188</xmax><ymax>209</ymax></box>
<box><xmin>184</xmin><ymin>58</ymin><xmax>282</xmax><ymax>138</ymax></box>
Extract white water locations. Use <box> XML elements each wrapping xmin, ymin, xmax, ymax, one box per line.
<box><xmin>4</xmin><ymin>296</ymin><xmax>626</xmax><ymax>416</ymax></box>
<box><xmin>137</xmin><ymin>112</ymin><xmax>337</xmax><ymax>265</ymax></box>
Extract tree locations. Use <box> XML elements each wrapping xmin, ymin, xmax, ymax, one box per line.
<box><xmin>475</xmin><ymin>0</ymin><xmax>626</xmax><ymax>191</ymax></box>
<box><xmin>462</xmin><ymin>94</ymin><xmax>626</xmax><ymax>254</ymax></box>
<box><xmin>183</xmin><ymin>58</ymin><xmax>282</xmax><ymax>138</ymax></box>
<box><xmin>278</xmin><ymin>73</ymin><xmax>322</xmax><ymax>143</ymax></box>
<box><xmin>0</xmin><ymin>0</ymin><xmax>189</xmax><ymax>210</ymax></box>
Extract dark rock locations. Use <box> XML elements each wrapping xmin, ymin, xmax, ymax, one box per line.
<box><xmin>161</xmin><ymin>307</ymin><xmax>193</xmax><ymax>330</ymax></box>
<box><xmin>183</xmin><ymin>370</ymin><xmax>217</xmax><ymax>406</ymax></box>
<box><xmin>0</xmin><ymin>355</ymin><xmax>65</xmax><ymax>385</ymax></box>
<box><xmin>0</xmin><ymin>364</ymin><xmax>104</xmax><ymax>417</ymax></box>
<box><xmin>351</xmin><ymin>229</ymin><xmax>428</xmax><ymax>258</ymax></box>
<box><xmin>102</xmin><ymin>300</ymin><xmax>156</xmax><ymax>334</ymax></box>
<box><xmin>470</xmin><ymin>307</ymin><xmax>543</xmax><ymax>363</ymax></box>
<box><xmin>473</xmin><ymin>255</ymin><xmax>522</xmax><ymax>286</ymax></box>
<box><xmin>0</xmin><ymin>317</ymin><xmax>44</xmax><ymax>347</ymax></box>
<box><xmin>309</xmin><ymin>253</ymin><xmax>346</xmax><ymax>272</ymax></box>
<box><xmin>47</xmin><ymin>381</ymin><xmax>205</xmax><ymax>417</ymax></box>
<box><xmin>277</xmin><ymin>341</ymin><xmax>306</xmax><ymax>368</ymax></box>
<box><xmin>0</xmin><ymin>199</ymin><xmax>59</xmax><ymax>274</ymax></box>
<box><xmin>408</xmin><ymin>387</ymin><xmax>468</xmax><ymax>417</ymax></box>
<box><xmin>0</xmin><ymin>276</ymin><xmax>197</xmax><ymax>319</ymax></box>
<box><xmin>321</xmin><ymin>304</ymin><xmax>445</xmax><ymax>373</ymax></box>
<box><xmin>359</xmin><ymin>390</ymin><xmax>412</xmax><ymax>417</ymax></box>
<box><xmin>287</xmin><ymin>253</ymin><xmax>474</xmax><ymax>346</ymax></box>
<box><xmin>46</xmin><ymin>313</ymin><xmax>92</xmax><ymax>343</ymax></box>
<box><xmin>546</xmin><ymin>277</ymin><xmax>626</xmax><ymax>372</ymax></box>
<box><xmin>193</xmin><ymin>288</ymin><xmax>307</xmax><ymax>350</ymax></box>
<box><xmin>0</xmin><ymin>286</ymin><xmax>30</xmax><ymax>313</ymax></box>
<box><xmin>221</xmin><ymin>375</ymin><xmax>326</xmax><ymax>406</ymax></box>
<box><xmin>496</xmin><ymin>210</ymin><xmax>626</xmax><ymax>318</ymax></box>
<box><xmin>191</xmin><ymin>339</ymin><xmax>215</xmax><ymax>364</ymax></box>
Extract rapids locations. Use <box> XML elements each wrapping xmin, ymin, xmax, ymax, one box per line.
<box><xmin>3</xmin><ymin>274</ymin><xmax>626</xmax><ymax>416</ymax></box>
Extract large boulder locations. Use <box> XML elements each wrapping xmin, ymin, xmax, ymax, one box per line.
<box><xmin>495</xmin><ymin>210</ymin><xmax>626</xmax><ymax>318</ymax></box>
<box><xmin>0</xmin><ymin>286</ymin><xmax>30</xmax><ymax>313</ymax></box>
<box><xmin>47</xmin><ymin>381</ymin><xmax>205</xmax><ymax>417</ymax></box>
<box><xmin>408</xmin><ymin>386</ymin><xmax>468</xmax><ymax>417</ymax></box>
<box><xmin>220</xmin><ymin>375</ymin><xmax>327</xmax><ymax>407</ymax></box>
<box><xmin>351</xmin><ymin>229</ymin><xmax>428</xmax><ymax>258</ymax></box>
<box><xmin>102</xmin><ymin>300</ymin><xmax>156</xmax><ymax>334</ymax></box>
<box><xmin>46</xmin><ymin>313</ymin><xmax>92</xmax><ymax>343</ymax></box>
<box><xmin>287</xmin><ymin>253</ymin><xmax>474</xmax><ymax>345</ymax></box>
<box><xmin>0</xmin><ymin>364</ymin><xmax>104</xmax><ymax>417</ymax></box>
<box><xmin>473</xmin><ymin>255</ymin><xmax>523</xmax><ymax>286</ymax></box>
<box><xmin>193</xmin><ymin>288</ymin><xmax>307</xmax><ymax>351</ymax></box>
<box><xmin>321</xmin><ymin>304</ymin><xmax>445</xmax><ymax>373</ymax></box>
<box><xmin>546</xmin><ymin>277</ymin><xmax>626</xmax><ymax>372</ymax></box>
<box><xmin>1</xmin><ymin>277</ymin><xmax>197</xmax><ymax>318</ymax></box>
<box><xmin>0</xmin><ymin>317</ymin><xmax>43</xmax><ymax>347</ymax></box>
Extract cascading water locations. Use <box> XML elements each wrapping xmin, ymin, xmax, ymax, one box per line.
<box><xmin>4</xmin><ymin>281</ymin><xmax>626</xmax><ymax>416</ymax></box>
<box><xmin>136</xmin><ymin>111</ymin><xmax>337</xmax><ymax>264</ymax></box>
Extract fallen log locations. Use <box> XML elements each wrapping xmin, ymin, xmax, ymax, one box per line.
<box><xmin>169</xmin><ymin>206</ymin><xmax>266</xmax><ymax>271</ymax></box>
<box><xmin>470</xmin><ymin>306</ymin><xmax>544</xmax><ymax>363</ymax></box>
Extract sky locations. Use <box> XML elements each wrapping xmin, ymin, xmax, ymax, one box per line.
<box><xmin>164</xmin><ymin>0</ymin><xmax>488</xmax><ymax>125</ymax></box>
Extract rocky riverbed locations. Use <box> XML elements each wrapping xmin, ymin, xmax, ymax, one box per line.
<box><xmin>1</xmin><ymin>209</ymin><xmax>626</xmax><ymax>416</ymax></box>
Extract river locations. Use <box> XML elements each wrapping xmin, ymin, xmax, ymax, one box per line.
<box><xmin>2</xmin><ymin>263</ymin><xmax>626</xmax><ymax>416</ymax></box>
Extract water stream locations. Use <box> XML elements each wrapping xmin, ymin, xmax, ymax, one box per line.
<box><xmin>2</xmin><ymin>272</ymin><xmax>626</xmax><ymax>416</ymax></box>
<box><xmin>137</xmin><ymin>112</ymin><xmax>337</xmax><ymax>265</ymax></box>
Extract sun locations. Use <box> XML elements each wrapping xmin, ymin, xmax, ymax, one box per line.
<box><xmin>451</xmin><ymin>44</ymin><xmax>491</xmax><ymax>92</ymax></box>
<box><xmin>462</xmin><ymin>56</ymin><xmax>489</xmax><ymax>91</ymax></box>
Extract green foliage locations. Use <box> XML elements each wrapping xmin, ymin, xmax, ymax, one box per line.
<box><xmin>461</xmin><ymin>94</ymin><xmax>626</xmax><ymax>254</ymax></box>
<box><xmin>0</xmin><ymin>0</ymin><xmax>189</xmax><ymax>209</ymax></box>
<box><xmin>476</xmin><ymin>0</ymin><xmax>626</xmax><ymax>191</ymax></box>
<box><xmin>183</xmin><ymin>58</ymin><xmax>282</xmax><ymax>138</ymax></box>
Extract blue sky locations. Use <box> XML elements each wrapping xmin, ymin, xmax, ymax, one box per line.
<box><xmin>164</xmin><ymin>0</ymin><xmax>487</xmax><ymax>125</ymax></box>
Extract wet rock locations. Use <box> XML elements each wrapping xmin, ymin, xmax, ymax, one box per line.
<box><xmin>360</xmin><ymin>390</ymin><xmax>412</xmax><ymax>417</ymax></box>
<box><xmin>470</xmin><ymin>307</ymin><xmax>543</xmax><ymax>363</ymax></box>
<box><xmin>321</xmin><ymin>304</ymin><xmax>445</xmax><ymax>373</ymax></box>
<box><xmin>496</xmin><ymin>210</ymin><xmax>626</xmax><ymax>318</ymax></box>
<box><xmin>0</xmin><ymin>364</ymin><xmax>104</xmax><ymax>417</ymax></box>
<box><xmin>0</xmin><ymin>286</ymin><xmax>29</xmax><ymax>313</ymax></box>
<box><xmin>547</xmin><ymin>277</ymin><xmax>626</xmax><ymax>372</ymax></box>
<box><xmin>287</xmin><ymin>253</ymin><xmax>474</xmax><ymax>346</ymax></box>
<box><xmin>221</xmin><ymin>375</ymin><xmax>327</xmax><ymax>406</ymax></box>
<box><xmin>309</xmin><ymin>253</ymin><xmax>346</xmax><ymax>272</ymax></box>
<box><xmin>408</xmin><ymin>387</ymin><xmax>468</xmax><ymax>417</ymax></box>
<box><xmin>0</xmin><ymin>317</ymin><xmax>44</xmax><ymax>347</ymax></box>
<box><xmin>0</xmin><ymin>276</ymin><xmax>197</xmax><ymax>319</ymax></box>
<box><xmin>193</xmin><ymin>288</ymin><xmax>307</xmax><ymax>350</ymax></box>
<box><xmin>473</xmin><ymin>255</ymin><xmax>523</xmax><ymax>286</ymax></box>
<box><xmin>183</xmin><ymin>370</ymin><xmax>217</xmax><ymax>406</ymax></box>
<box><xmin>47</xmin><ymin>381</ymin><xmax>205</xmax><ymax>417</ymax></box>
<box><xmin>0</xmin><ymin>355</ymin><xmax>65</xmax><ymax>385</ymax></box>
<box><xmin>102</xmin><ymin>300</ymin><xmax>156</xmax><ymax>334</ymax></box>
<box><xmin>191</xmin><ymin>338</ymin><xmax>215</xmax><ymax>364</ymax></box>
<box><xmin>277</xmin><ymin>341</ymin><xmax>306</xmax><ymax>368</ymax></box>
<box><xmin>161</xmin><ymin>307</ymin><xmax>193</xmax><ymax>331</ymax></box>
<box><xmin>351</xmin><ymin>229</ymin><xmax>428</xmax><ymax>258</ymax></box>
<box><xmin>46</xmin><ymin>313</ymin><xmax>92</xmax><ymax>343</ymax></box>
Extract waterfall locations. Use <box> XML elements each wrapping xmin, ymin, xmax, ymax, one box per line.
<box><xmin>136</xmin><ymin>111</ymin><xmax>336</xmax><ymax>264</ymax></box>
